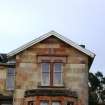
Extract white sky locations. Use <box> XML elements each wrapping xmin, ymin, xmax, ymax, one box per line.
<box><xmin>0</xmin><ymin>0</ymin><xmax>105</xmax><ymax>74</ymax></box>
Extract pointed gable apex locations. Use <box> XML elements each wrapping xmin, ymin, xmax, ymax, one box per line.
<box><xmin>7</xmin><ymin>31</ymin><xmax>95</xmax><ymax>58</ymax></box>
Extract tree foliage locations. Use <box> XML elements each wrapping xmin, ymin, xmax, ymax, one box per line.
<box><xmin>89</xmin><ymin>71</ymin><xmax>105</xmax><ymax>105</ymax></box>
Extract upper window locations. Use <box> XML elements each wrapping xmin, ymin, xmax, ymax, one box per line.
<box><xmin>6</xmin><ymin>67</ymin><xmax>15</xmax><ymax>90</ymax></box>
<box><xmin>41</xmin><ymin>63</ymin><xmax>50</xmax><ymax>86</ymax></box>
<box><xmin>41</xmin><ymin>62</ymin><xmax>63</xmax><ymax>86</ymax></box>
<box><xmin>38</xmin><ymin>56</ymin><xmax>66</xmax><ymax>86</ymax></box>
<box><xmin>53</xmin><ymin>63</ymin><xmax>63</xmax><ymax>85</ymax></box>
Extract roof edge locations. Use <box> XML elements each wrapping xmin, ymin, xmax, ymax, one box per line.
<box><xmin>7</xmin><ymin>31</ymin><xmax>95</xmax><ymax>59</ymax></box>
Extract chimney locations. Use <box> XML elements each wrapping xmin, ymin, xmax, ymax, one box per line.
<box><xmin>80</xmin><ymin>45</ymin><xmax>85</xmax><ymax>48</ymax></box>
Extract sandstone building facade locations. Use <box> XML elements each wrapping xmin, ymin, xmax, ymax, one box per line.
<box><xmin>0</xmin><ymin>31</ymin><xmax>95</xmax><ymax>105</ymax></box>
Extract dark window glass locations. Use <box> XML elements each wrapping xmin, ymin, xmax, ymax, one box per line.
<box><xmin>28</xmin><ymin>101</ymin><xmax>34</xmax><ymax>105</ymax></box>
<box><xmin>67</xmin><ymin>102</ymin><xmax>74</xmax><ymax>105</ymax></box>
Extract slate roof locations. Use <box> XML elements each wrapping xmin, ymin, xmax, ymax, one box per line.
<box><xmin>0</xmin><ymin>54</ymin><xmax>8</xmax><ymax>63</ymax></box>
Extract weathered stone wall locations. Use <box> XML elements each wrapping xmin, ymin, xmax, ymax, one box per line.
<box><xmin>0</xmin><ymin>66</ymin><xmax>6</xmax><ymax>91</ymax></box>
<box><xmin>64</xmin><ymin>64</ymin><xmax>88</xmax><ymax>105</ymax></box>
<box><xmin>0</xmin><ymin>65</ymin><xmax>8</xmax><ymax>95</ymax></box>
<box><xmin>14</xmin><ymin>36</ymin><xmax>89</xmax><ymax>105</ymax></box>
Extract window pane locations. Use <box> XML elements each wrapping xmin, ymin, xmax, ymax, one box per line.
<box><xmin>6</xmin><ymin>75</ymin><xmax>14</xmax><ymax>90</ymax></box>
<box><xmin>54</xmin><ymin>73</ymin><xmax>62</xmax><ymax>84</ymax></box>
<box><xmin>40</xmin><ymin>101</ymin><xmax>48</xmax><ymax>105</ymax></box>
<box><xmin>41</xmin><ymin>63</ymin><xmax>50</xmax><ymax>86</ymax></box>
<box><xmin>52</xmin><ymin>102</ymin><xmax>61</xmax><ymax>105</ymax></box>
<box><xmin>54</xmin><ymin>63</ymin><xmax>62</xmax><ymax>72</ymax></box>
<box><xmin>42</xmin><ymin>73</ymin><xmax>50</xmax><ymax>85</ymax></box>
<box><xmin>8</xmin><ymin>68</ymin><xmax>15</xmax><ymax>75</ymax></box>
<box><xmin>6</xmin><ymin>68</ymin><xmax>15</xmax><ymax>90</ymax></box>
<box><xmin>42</xmin><ymin>63</ymin><xmax>50</xmax><ymax>72</ymax></box>
<box><xmin>54</xmin><ymin>63</ymin><xmax>62</xmax><ymax>85</ymax></box>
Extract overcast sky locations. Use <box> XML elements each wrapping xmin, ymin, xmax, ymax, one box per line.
<box><xmin>0</xmin><ymin>0</ymin><xmax>105</xmax><ymax>74</ymax></box>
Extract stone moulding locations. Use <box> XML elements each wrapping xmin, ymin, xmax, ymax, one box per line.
<box><xmin>24</xmin><ymin>88</ymin><xmax>78</xmax><ymax>98</ymax></box>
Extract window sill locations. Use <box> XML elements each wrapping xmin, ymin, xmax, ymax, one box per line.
<box><xmin>37</xmin><ymin>85</ymin><xmax>65</xmax><ymax>88</ymax></box>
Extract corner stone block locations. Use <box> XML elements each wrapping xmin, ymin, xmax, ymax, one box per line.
<box><xmin>15</xmin><ymin>89</ymin><xmax>25</xmax><ymax>98</ymax></box>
